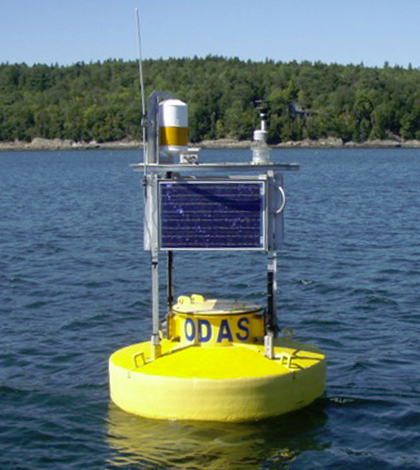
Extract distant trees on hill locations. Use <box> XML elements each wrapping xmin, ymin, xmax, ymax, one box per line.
<box><xmin>1</xmin><ymin>57</ymin><xmax>420</xmax><ymax>144</ymax></box>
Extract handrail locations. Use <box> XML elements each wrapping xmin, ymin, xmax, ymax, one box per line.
<box><xmin>275</xmin><ymin>185</ymin><xmax>287</xmax><ymax>214</ymax></box>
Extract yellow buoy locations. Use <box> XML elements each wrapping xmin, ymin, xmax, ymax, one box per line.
<box><xmin>109</xmin><ymin>295</ymin><xmax>326</xmax><ymax>422</ymax></box>
<box><xmin>109</xmin><ymin>92</ymin><xmax>326</xmax><ymax>422</ymax></box>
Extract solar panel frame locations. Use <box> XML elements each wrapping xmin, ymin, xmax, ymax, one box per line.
<box><xmin>158</xmin><ymin>179</ymin><xmax>267</xmax><ymax>251</ymax></box>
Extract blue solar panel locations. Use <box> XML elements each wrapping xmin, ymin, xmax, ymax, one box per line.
<box><xmin>159</xmin><ymin>181</ymin><xmax>265</xmax><ymax>250</ymax></box>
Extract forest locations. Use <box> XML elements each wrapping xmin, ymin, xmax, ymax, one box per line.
<box><xmin>1</xmin><ymin>56</ymin><xmax>420</xmax><ymax>144</ymax></box>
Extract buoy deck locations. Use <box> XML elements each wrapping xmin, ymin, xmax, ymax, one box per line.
<box><xmin>111</xmin><ymin>339</ymin><xmax>324</xmax><ymax>379</ymax></box>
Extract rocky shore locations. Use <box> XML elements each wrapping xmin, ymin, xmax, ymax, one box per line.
<box><xmin>0</xmin><ymin>138</ymin><xmax>142</xmax><ymax>152</ymax></box>
<box><xmin>2</xmin><ymin>136</ymin><xmax>420</xmax><ymax>152</ymax></box>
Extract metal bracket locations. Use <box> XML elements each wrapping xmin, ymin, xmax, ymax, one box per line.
<box><xmin>141</xmin><ymin>118</ymin><xmax>153</xmax><ymax>128</ymax></box>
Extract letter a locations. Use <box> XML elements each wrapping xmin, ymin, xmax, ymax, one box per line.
<box><xmin>217</xmin><ymin>319</ymin><xmax>233</xmax><ymax>343</ymax></box>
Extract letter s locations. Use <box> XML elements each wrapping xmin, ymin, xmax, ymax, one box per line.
<box><xmin>236</xmin><ymin>317</ymin><xmax>250</xmax><ymax>341</ymax></box>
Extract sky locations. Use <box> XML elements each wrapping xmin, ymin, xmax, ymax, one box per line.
<box><xmin>2</xmin><ymin>0</ymin><xmax>420</xmax><ymax>68</ymax></box>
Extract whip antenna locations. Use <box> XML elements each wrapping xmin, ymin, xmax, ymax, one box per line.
<box><xmin>135</xmin><ymin>8</ymin><xmax>146</xmax><ymax>148</ymax></box>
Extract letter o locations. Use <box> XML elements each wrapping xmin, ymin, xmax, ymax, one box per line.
<box><xmin>185</xmin><ymin>318</ymin><xmax>196</xmax><ymax>341</ymax></box>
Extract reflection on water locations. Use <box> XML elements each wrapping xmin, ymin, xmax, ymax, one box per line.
<box><xmin>106</xmin><ymin>401</ymin><xmax>329</xmax><ymax>469</ymax></box>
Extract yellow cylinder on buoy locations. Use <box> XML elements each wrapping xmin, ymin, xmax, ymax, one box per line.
<box><xmin>168</xmin><ymin>295</ymin><xmax>265</xmax><ymax>346</ymax></box>
<box><xmin>159</xmin><ymin>99</ymin><xmax>189</xmax><ymax>159</ymax></box>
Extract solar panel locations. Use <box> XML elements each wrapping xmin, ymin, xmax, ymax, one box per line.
<box><xmin>159</xmin><ymin>181</ymin><xmax>266</xmax><ymax>250</ymax></box>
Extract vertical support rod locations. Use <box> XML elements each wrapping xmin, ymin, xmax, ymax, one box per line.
<box><xmin>265</xmin><ymin>251</ymin><xmax>278</xmax><ymax>359</ymax></box>
<box><xmin>165</xmin><ymin>171</ymin><xmax>174</xmax><ymax>340</ymax></box>
<box><xmin>167</xmin><ymin>251</ymin><xmax>174</xmax><ymax>311</ymax></box>
<box><xmin>151</xmin><ymin>250</ymin><xmax>161</xmax><ymax>360</ymax></box>
<box><xmin>165</xmin><ymin>171</ymin><xmax>174</xmax><ymax>313</ymax></box>
<box><xmin>149</xmin><ymin>172</ymin><xmax>161</xmax><ymax>360</ymax></box>
<box><xmin>267</xmin><ymin>251</ymin><xmax>278</xmax><ymax>332</ymax></box>
<box><xmin>165</xmin><ymin>250</ymin><xmax>174</xmax><ymax>340</ymax></box>
<box><xmin>144</xmin><ymin>94</ymin><xmax>172</xmax><ymax>357</ymax></box>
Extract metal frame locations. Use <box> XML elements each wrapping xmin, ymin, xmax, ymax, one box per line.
<box><xmin>140</xmin><ymin>92</ymin><xmax>299</xmax><ymax>360</ymax></box>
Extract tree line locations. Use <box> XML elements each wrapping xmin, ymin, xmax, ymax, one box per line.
<box><xmin>1</xmin><ymin>57</ymin><xmax>420</xmax><ymax>144</ymax></box>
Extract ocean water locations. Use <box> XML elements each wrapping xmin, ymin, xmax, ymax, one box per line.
<box><xmin>1</xmin><ymin>148</ymin><xmax>419</xmax><ymax>470</ymax></box>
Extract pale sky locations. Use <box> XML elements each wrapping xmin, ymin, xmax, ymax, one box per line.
<box><xmin>1</xmin><ymin>0</ymin><xmax>420</xmax><ymax>67</ymax></box>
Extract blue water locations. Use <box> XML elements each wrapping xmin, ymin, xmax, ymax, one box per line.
<box><xmin>1</xmin><ymin>148</ymin><xmax>420</xmax><ymax>469</ymax></box>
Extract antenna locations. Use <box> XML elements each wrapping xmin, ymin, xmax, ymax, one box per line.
<box><xmin>135</xmin><ymin>8</ymin><xmax>146</xmax><ymax>149</ymax></box>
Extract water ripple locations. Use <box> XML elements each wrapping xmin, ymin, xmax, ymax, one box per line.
<box><xmin>1</xmin><ymin>149</ymin><xmax>420</xmax><ymax>469</ymax></box>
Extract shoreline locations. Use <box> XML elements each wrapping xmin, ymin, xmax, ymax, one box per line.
<box><xmin>1</xmin><ymin>137</ymin><xmax>420</xmax><ymax>152</ymax></box>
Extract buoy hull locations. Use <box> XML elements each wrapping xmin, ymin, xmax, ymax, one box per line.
<box><xmin>109</xmin><ymin>339</ymin><xmax>326</xmax><ymax>422</ymax></box>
